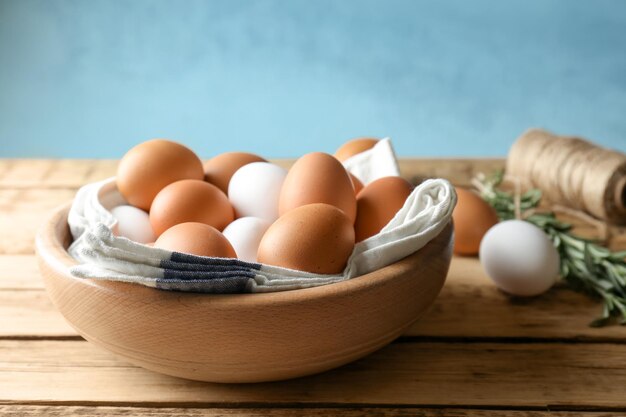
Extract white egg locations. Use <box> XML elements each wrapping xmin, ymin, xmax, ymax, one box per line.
<box><xmin>222</xmin><ymin>217</ymin><xmax>271</xmax><ymax>263</ymax></box>
<box><xmin>228</xmin><ymin>162</ymin><xmax>287</xmax><ymax>222</ymax></box>
<box><xmin>110</xmin><ymin>205</ymin><xmax>156</xmax><ymax>244</ymax></box>
<box><xmin>479</xmin><ymin>220</ymin><xmax>560</xmax><ymax>297</ymax></box>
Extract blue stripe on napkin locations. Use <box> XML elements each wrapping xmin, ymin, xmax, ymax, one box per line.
<box><xmin>155</xmin><ymin>251</ymin><xmax>260</xmax><ymax>293</ymax></box>
<box><xmin>168</xmin><ymin>252</ymin><xmax>262</xmax><ymax>269</ymax></box>
<box><xmin>155</xmin><ymin>276</ymin><xmax>252</xmax><ymax>293</ymax></box>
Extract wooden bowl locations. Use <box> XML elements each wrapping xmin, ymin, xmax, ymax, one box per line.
<box><xmin>36</xmin><ymin>203</ymin><xmax>453</xmax><ymax>383</ymax></box>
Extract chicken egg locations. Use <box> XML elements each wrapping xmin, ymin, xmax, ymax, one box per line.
<box><xmin>480</xmin><ymin>220</ymin><xmax>560</xmax><ymax>297</ymax></box>
<box><xmin>349</xmin><ymin>172</ymin><xmax>364</xmax><ymax>195</ymax></box>
<box><xmin>279</xmin><ymin>152</ymin><xmax>356</xmax><ymax>223</ymax></box>
<box><xmin>117</xmin><ymin>139</ymin><xmax>204</xmax><ymax>210</ymax></box>
<box><xmin>452</xmin><ymin>188</ymin><xmax>500</xmax><ymax>256</ymax></box>
<box><xmin>154</xmin><ymin>222</ymin><xmax>236</xmax><ymax>258</ymax></box>
<box><xmin>334</xmin><ymin>137</ymin><xmax>379</xmax><ymax>162</ymax></box>
<box><xmin>204</xmin><ymin>152</ymin><xmax>267</xmax><ymax>194</ymax></box>
<box><xmin>228</xmin><ymin>162</ymin><xmax>287</xmax><ymax>222</ymax></box>
<box><xmin>354</xmin><ymin>176</ymin><xmax>413</xmax><ymax>242</ymax></box>
<box><xmin>110</xmin><ymin>205</ymin><xmax>156</xmax><ymax>244</ymax></box>
<box><xmin>222</xmin><ymin>217</ymin><xmax>271</xmax><ymax>263</ymax></box>
<box><xmin>257</xmin><ymin>203</ymin><xmax>355</xmax><ymax>274</ymax></box>
<box><xmin>149</xmin><ymin>179</ymin><xmax>234</xmax><ymax>236</ymax></box>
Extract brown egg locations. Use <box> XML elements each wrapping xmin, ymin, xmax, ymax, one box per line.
<box><xmin>150</xmin><ymin>179</ymin><xmax>234</xmax><ymax>236</ymax></box>
<box><xmin>354</xmin><ymin>176</ymin><xmax>413</xmax><ymax>242</ymax></box>
<box><xmin>452</xmin><ymin>188</ymin><xmax>500</xmax><ymax>256</ymax></box>
<box><xmin>117</xmin><ymin>139</ymin><xmax>204</xmax><ymax>211</ymax></box>
<box><xmin>349</xmin><ymin>172</ymin><xmax>364</xmax><ymax>195</ymax></box>
<box><xmin>154</xmin><ymin>222</ymin><xmax>236</xmax><ymax>258</ymax></box>
<box><xmin>204</xmin><ymin>152</ymin><xmax>267</xmax><ymax>194</ymax></box>
<box><xmin>334</xmin><ymin>137</ymin><xmax>379</xmax><ymax>162</ymax></box>
<box><xmin>258</xmin><ymin>203</ymin><xmax>355</xmax><ymax>274</ymax></box>
<box><xmin>279</xmin><ymin>152</ymin><xmax>356</xmax><ymax>223</ymax></box>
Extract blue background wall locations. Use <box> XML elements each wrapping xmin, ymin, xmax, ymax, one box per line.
<box><xmin>1</xmin><ymin>0</ymin><xmax>625</xmax><ymax>158</ymax></box>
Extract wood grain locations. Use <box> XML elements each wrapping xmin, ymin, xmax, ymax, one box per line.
<box><xmin>397</xmin><ymin>158</ymin><xmax>505</xmax><ymax>186</ymax></box>
<box><xmin>409</xmin><ymin>257</ymin><xmax>626</xmax><ymax>340</ymax></box>
<box><xmin>1</xmin><ymin>340</ymin><xmax>626</xmax><ymax>408</ymax></box>
<box><xmin>0</xmin><ymin>290</ymin><xmax>74</xmax><ymax>338</ymax></box>
<box><xmin>0</xmin><ymin>255</ymin><xmax>42</xmax><ymax>289</ymax></box>
<box><xmin>0</xmin><ymin>405</ymin><xmax>616</xmax><ymax>417</ymax></box>
<box><xmin>0</xmin><ymin>158</ymin><xmax>504</xmax><ymax>189</ymax></box>
<box><xmin>1</xmin><ymin>159</ymin><xmax>623</xmax><ymax>256</ymax></box>
<box><xmin>36</xmin><ymin>202</ymin><xmax>453</xmax><ymax>382</ymax></box>
<box><xmin>3</xmin><ymin>256</ymin><xmax>626</xmax><ymax>340</ymax></box>
<box><xmin>2</xmin><ymin>158</ymin><xmax>626</xmax><ymax>413</ymax></box>
<box><xmin>0</xmin><ymin>159</ymin><xmax>117</xmax><ymax>189</ymax></box>
<box><xmin>0</xmin><ymin>188</ymin><xmax>75</xmax><ymax>254</ymax></box>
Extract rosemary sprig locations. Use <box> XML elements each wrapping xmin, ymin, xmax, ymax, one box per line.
<box><xmin>473</xmin><ymin>171</ymin><xmax>626</xmax><ymax>327</ymax></box>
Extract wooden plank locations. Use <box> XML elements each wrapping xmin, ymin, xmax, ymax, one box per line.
<box><xmin>3</xmin><ymin>256</ymin><xmax>626</xmax><ymax>340</ymax></box>
<box><xmin>2</xmin><ymin>159</ymin><xmax>623</xmax><ymax>256</ymax></box>
<box><xmin>0</xmin><ymin>290</ymin><xmax>74</xmax><ymax>338</ymax></box>
<box><xmin>0</xmin><ymin>255</ymin><xmax>42</xmax><ymax>290</ymax></box>
<box><xmin>0</xmin><ymin>159</ymin><xmax>290</xmax><ymax>189</ymax></box>
<box><xmin>0</xmin><ymin>255</ymin><xmax>76</xmax><ymax>338</ymax></box>
<box><xmin>0</xmin><ymin>158</ymin><xmax>504</xmax><ymax>189</ymax></box>
<box><xmin>0</xmin><ymin>405</ymin><xmax>615</xmax><ymax>417</ymax></box>
<box><xmin>409</xmin><ymin>257</ymin><xmax>626</xmax><ymax>340</ymax></box>
<box><xmin>398</xmin><ymin>158</ymin><xmax>505</xmax><ymax>186</ymax></box>
<box><xmin>1</xmin><ymin>340</ymin><xmax>625</xmax><ymax>408</ymax></box>
<box><xmin>0</xmin><ymin>158</ymin><xmax>622</xmax><ymax>255</ymax></box>
<box><xmin>0</xmin><ymin>159</ymin><xmax>117</xmax><ymax>189</ymax></box>
<box><xmin>0</xmin><ymin>188</ymin><xmax>75</xmax><ymax>254</ymax></box>
<box><xmin>0</xmin><ymin>159</ymin><xmax>624</xmax><ymax>339</ymax></box>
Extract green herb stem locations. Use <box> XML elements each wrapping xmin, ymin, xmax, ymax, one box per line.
<box><xmin>474</xmin><ymin>171</ymin><xmax>626</xmax><ymax>327</ymax></box>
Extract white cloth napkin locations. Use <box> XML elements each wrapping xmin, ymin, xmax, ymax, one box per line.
<box><xmin>67</xmin><ymin>141</ymin><xmax>456</xmax><ymax>293</ymax></box>
<box><xmin>342</xmin><ymin>138</ymin><xmax>401</xmax><ymax>184</ymax></box>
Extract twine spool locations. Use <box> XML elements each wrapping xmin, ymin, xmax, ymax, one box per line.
<box><xmin>506</xmin><ymin>129</ymin><xmax>626</xmax><ymax>225</ymax></box>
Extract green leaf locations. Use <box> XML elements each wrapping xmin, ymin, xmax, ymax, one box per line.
<box><xmin>609</xmin><ymin>250</ymin><xmax>626</xmax><ymax>262</ymax></box>
<box><xmin>588</xmin><ymin>244</ymin><xmax>610</xmax><ymax>259</ymax></box>
<box><xmin>584</xmin><ymin>243</ymin><xmax>595</xmax><ymax>271</ymax></box>
<box><xmin>597</xmin><ymin>280</ymin><xmax>615</xmax><ymax>291</ymax></box>
<box><xmin>603</xmin><ymin>262</ymin><xmax>626</xmax><ymax>289</ymax></box>
<box><xmin>474</xmin><ymin>169</ymin><xmax>626</xmax><ymax>327</ymax></box>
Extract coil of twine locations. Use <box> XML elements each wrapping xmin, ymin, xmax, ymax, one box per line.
<box><xmin>506</xmin><ymin>129</ymin><xmax>626</xmax><ymax>225</ymax></box>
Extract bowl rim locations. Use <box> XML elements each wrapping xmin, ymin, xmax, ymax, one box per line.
<box><xmin>36</xmin><ymin>200</ymin><xmax>453</xmax><ymax>306</ymax></box>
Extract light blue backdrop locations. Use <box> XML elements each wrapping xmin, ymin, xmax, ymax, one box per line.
<box><xmin>1</xmin><ymin>0</ymin><xmax>625</xmax><ymax>158</ymax></box>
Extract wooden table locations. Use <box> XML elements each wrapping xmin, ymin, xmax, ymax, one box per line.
<box><xmin>2</xmin><ymin>158</ymin><xmax>626</xmax><ymax>416</ymax></box>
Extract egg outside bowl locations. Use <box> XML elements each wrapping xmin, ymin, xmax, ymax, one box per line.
<box><xmin>36</xmin><ymin>202</ymin><xmax>453</xmax><ymax>383</ymax></box>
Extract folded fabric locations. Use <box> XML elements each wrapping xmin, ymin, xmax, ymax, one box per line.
<box><xmin>342</xmin><ymin>139</ymin><xmax>401</xmax><ymax>184</ymax></box>
<box><xmin>68</xmin><ymin>177</ymin><xmax>455</xmax><ymax>293</ymax></box>
<box><xmin>67</xmin><ymin>139</ymin><xmax>456</xmax><ymax>294</ymax></box>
